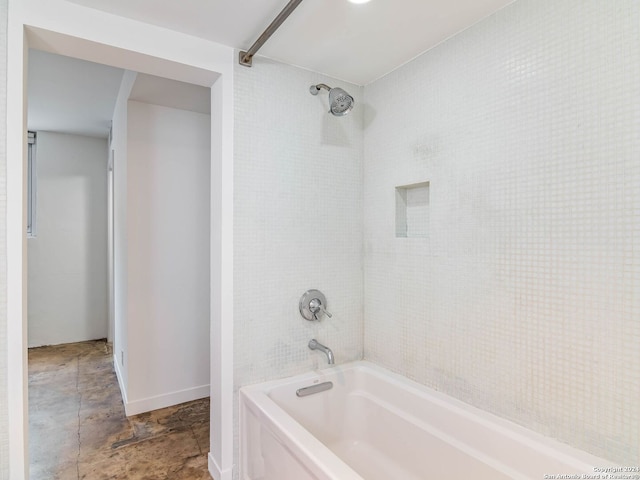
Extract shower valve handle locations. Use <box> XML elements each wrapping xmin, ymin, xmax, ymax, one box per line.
<box><xmin>309</xmin><ymin>298</ymin><xmax>332</xmax><ymax>320</ymax></box>
<box><xmin>299</xmin><ymin>289</ymin><xmax>332</xmax><ymax>322</ymax></box>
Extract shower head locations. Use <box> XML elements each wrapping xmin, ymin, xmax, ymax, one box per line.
<box><xmin>309</xmin><ymin>84</ymin><xmax>354</xmax><ymax>116</ymax></box>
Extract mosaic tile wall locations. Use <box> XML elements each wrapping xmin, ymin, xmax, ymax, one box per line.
<box><xmin>233</xmin><ymin>56</ymin><xmax>364</xmax><ymax>473</ymax></box>
<box><xmin>363</xmin><ymin>0</ymin><xmax>640</xmax><ymax>464</ymax></box>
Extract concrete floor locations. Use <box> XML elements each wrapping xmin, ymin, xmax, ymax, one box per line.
<box><xmin>29</xmin><ymin>340</ymin><xmax>212</xmax><ymax>480</ymax></box>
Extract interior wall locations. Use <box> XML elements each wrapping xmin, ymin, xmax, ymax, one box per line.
<box><xmin>124</xmin><ymin>100</ymin><xmax>211</xmax><ymax>414</ymax></box>
<box><xmin>233</xmin><ymin>56</ymin><xmax>364</xmax><ymax>467</ymax></box>
<box><xmin>107</xmin><ymin>144</ymin><xmax>114</xmax><ymax>344</ymax></box>
<box><xmin>0</xmin><ymin>0</ymin><xmax>9</xmax><ymax>474</ymax></box>
<box><xmin>363</xmin><ymin>0</ymin><xmax>639</xmax><ymax>464</ymax></box>
<box><xmin>111</xmin><ymin>70</ymin><xmax>136</xmax><ymax>402</ymax></box>
<box><xmin>27</xmin><ymin>131</ymin><xmax>108</xmax><ymax>347</ymax></box>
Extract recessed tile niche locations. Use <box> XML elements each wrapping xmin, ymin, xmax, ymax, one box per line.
<box><xmin>395</xmin><ymin>182</ymin><xmax>430</xmax><ymax>238</ymax></box>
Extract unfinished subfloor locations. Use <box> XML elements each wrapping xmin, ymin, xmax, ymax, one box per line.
<box><xmin>29</xmin><ymin>340</ymin><xmax>212</xmax><ymax>480</ymax></box>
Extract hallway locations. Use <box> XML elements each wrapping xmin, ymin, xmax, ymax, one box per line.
<box><xmin>29</xmin><ymin>340</ymin><xmax>211</xmax><ymax>480</ymax></box>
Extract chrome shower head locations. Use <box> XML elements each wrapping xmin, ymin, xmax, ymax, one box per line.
<box><xmin>309</xmin><ymin>83</ymin><xmax>354</xmax><ymax>116</ymax></box>
<box><xmin>328</xmin><ymin>88</ymin><xmax>354</xmax><ymax>116</ymax></box>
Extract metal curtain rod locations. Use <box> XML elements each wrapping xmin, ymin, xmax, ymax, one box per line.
<box><xmin>239</xmin><ymin>0</ymin><xmax>304</xmax><ymax>67</ymax></box>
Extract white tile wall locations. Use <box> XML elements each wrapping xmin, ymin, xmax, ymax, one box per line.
<box><xmin>363</xmin><ymin>0</ymin><xmax>640</xmax><ymax>464</ymax></box>
<box><xmin>233</xmin><ymin>56</ymin><xmax>364</xmax><ymax>472</ymax></box>
<box><xmin>0</xmin><ymin>0</ymin><xmax>8</xmax><ymax>475</ymax></box>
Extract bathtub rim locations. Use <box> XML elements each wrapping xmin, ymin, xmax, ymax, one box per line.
<box><xmin>239</xmin><ymin>360</ymin><xmax>615</xmax><ymax>479</ymax></box>
<box><xmin>239</xmin><ymin>377</ymin><xmax>364</xmax><ymax>480</ymax></box>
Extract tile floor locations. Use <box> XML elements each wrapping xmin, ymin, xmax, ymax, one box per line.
<box><xmin>29</xmin><ymin>340</ymin><xmax>212</xmax><ymax>480</ymax></box>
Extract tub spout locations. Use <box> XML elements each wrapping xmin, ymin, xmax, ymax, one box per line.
<box><xmin>308</xmin><ymin>339</ymin><xmax>334</xmax><ymax>365</ymax></box>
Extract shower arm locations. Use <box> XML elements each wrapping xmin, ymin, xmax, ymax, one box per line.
<box><xmin>309</xmin><ymin>84</ymin><xmax>331</xmax><ymax>95</ymax></box>
<box><xmin>239</xmin><ymin>0</ymin><xmax>305</xmax><ymax>67</ymax></box>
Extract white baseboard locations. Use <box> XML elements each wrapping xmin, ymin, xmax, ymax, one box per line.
<box><xmin>123</xmin><ymin>384</ymin><xmax>210</xmax><ymax>416</ymax></box>
<box><xmin>209</xmin><ymin>453</ymin><xmax>233</xmax><ymax>480</ymax></box>
<box><xmin>113</xmin><ymin>352</ymin><xmax>129</xmax><ymax>406</ymax></box>
<box><xmin>112</xmin><ymin>352</ymin><xmax>209</xmax><ymax>416</ymax></box>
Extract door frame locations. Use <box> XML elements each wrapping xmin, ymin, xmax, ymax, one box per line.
<box><xmin>6</xmin><ymin>1</ymin><xmax>235</xmax><ymax>479</ymax></box>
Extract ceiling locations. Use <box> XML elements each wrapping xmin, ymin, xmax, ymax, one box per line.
<box><xmin>66</xmin><ymin>0</ymin><xmax>515</xmax><ymax>86</ymax></box>
<box><xmin>129</xmin><ymin>74</ymin><xmax>211</xmax><ymax>115</ymax></box>
<box><xmin>28</xmin><ymin>50</ymin><xmax>124</xmax><ymax>138</ymax></box>
<box><xmin>28</xmin><ymin>51</ymin><xmax>211</xmax><ymax>138</ymax></box>
<box><xmin>28</xmin><ymin>0</ymin><xmax>516</xmax><ymax>137</ymax></box>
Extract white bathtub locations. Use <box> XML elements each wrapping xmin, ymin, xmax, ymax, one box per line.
<box><xmin>239</xmin><ymin>361</ymin><xmax>612</xmax><ymax>480</ymax></box>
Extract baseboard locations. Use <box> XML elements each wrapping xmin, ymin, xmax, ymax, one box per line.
<box><xmin>209</xmin><ymin>453</ymin><xmax>233</xmax><ymax>480</ymax></box>
<box><xmin>113</xmin><ymin>352</ymin><xmax>129</xmax><ymax>406</ymax></box>
<box><xmin>123</xmin><ymin>384</ymin><xmax>210</xmax><ymax>416</ymax></box>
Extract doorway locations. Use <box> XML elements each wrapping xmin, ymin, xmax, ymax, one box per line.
<box><xmin>25</xmin><ymin>49</ymin><xmax>213</xmax><ymax>477</ymax></box>
<box><xmin>6</xmin><ymin>10</ymin><xmax>234</xmax><ymax>480</ymax></box>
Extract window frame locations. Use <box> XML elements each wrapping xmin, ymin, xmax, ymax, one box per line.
<box><xmin>27</xmin><ymin>131</ymin><xmax>37</xmax><ymax>237</ymax></box>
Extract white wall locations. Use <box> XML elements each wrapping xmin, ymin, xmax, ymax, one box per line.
<box><xmin>233</xmin><ymin>57</ymin><xmax>364</xmax><ymax>471</ymax></box>
<box><xmin>27</xmin><ymin>131</ymin><xmax>108</xmax><ymax>347</ymax></box>
<box><xmin>111</xmin><ymin>70</ymin><xmax>136</xmax><ymax>398</ymax></box>
<box><xmin>0</xmin><ymin>0</ymin><xmax>9</xmax><ymax>475</ymax></box>
<box><xmin>363</xmin><ymin>0</ymin><xmax>640</xmax><ymax>465</ymax></box>
<box><xmin>107</xmin><ymin>146</ymin><xmax>114</xmax><ymax>343</ymax></box>
<box><xmin>122</xmin><ymin>99</ymin><xmax>211</xmax><ymax>414</ymax></box>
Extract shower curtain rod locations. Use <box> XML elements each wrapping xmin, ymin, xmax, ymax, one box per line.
<box><xmin>239</xmin><ymin>0</ymin><xmax>304</xmax><ymax>67</ymax></box>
